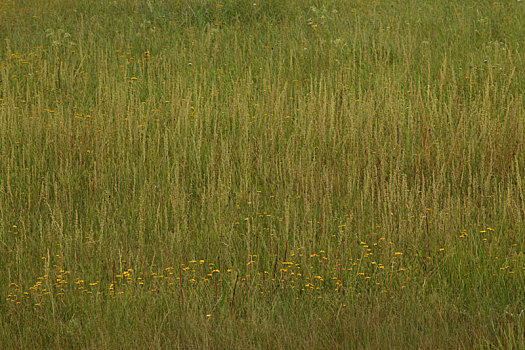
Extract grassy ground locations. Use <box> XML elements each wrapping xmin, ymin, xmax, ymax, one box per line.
<box><xmin>0</xmin><ymin>0</ymin><xmax>524</xmax><ymax>348</ymax></box>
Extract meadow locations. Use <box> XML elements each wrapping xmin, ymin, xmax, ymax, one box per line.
<box><xmin>0</xmin><ymin>0</ymin><xmax>524</xmax><ymax>348</ymax></box>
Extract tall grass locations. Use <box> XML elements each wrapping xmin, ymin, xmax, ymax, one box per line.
<box><xmin>1</xmin><ymin>0</ymin><xmax>524</xmax><ymax>348</ymax></box>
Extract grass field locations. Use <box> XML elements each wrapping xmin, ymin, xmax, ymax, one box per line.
<box><xmin>1</xmin><ymin>0</ymin><xmax>524</xmax><ymax>348</ymax></box>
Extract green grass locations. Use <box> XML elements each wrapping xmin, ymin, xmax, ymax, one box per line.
<box><xmin>1</xmin><ymin>0</ymin><xmax>524</xmax><ymax>348</ymax></box>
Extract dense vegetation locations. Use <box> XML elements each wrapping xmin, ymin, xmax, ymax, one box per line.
<box><xmin>1</xmin><ymin>0</ymin><xmax>524</xmax><ymax>348</ymax></box>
